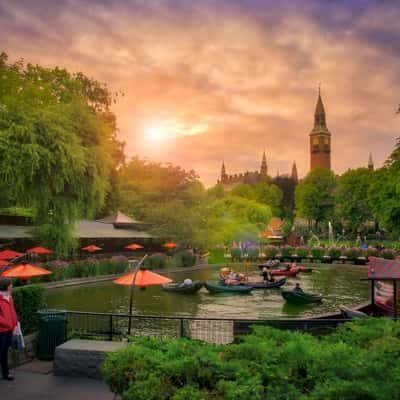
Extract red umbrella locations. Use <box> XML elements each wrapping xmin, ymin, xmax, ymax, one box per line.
<box><xmin>114</xmin><ymin>269</ymin><xmax>172</xmax><ymax>288</ymax></box>
<box><xmin>0</xmin><ymin>250</ymin><xmax>23</xmax><ymax>260</ymax></box>
<box><xmin>81</xmin><ymin>245</ymin><xmax>102</xmax><ymax>253</ymax></box>
<box><xmin>0</xmin><ymin>260</ymin><xmax>10</xmax><ymax>267</ymax></box>
<box><xmin>27</xmin><ymin>246</ymin><xmax>53</xmax><ymax>255</ymax></box>
<box><xmin>2</xmin><ymin>264</ymin><xmax>52</xmax><ymax>280</ymax></box>
<box><xmin>125</xmin><ymin>243</ymin><xmax>144</xmax><ymax>251</ymax></box>
<box><xmin>162</xmin><ymin>242</ymin><xmax>177</xmax><ymax>249</ymax></box>
<box><xmin>113</xmin><ymin>255</ymin><xmax>172</xmax><ymax>334</ymax></box>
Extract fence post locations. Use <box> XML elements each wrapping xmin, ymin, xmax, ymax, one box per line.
<box><xmin>180</xmin><ymin>319</ymin><xmax>184</xmax><ymax>338</ymax></box>
<box><xmin>109</xmin><ymin>315</ymin><xmax>113</xmax><ymax>341</ymax></box>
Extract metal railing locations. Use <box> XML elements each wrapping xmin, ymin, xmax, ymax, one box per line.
<box><xmin>65</xmin><ymin>310</ymin><xmax>350</xmax><ymax>344</ymax></box>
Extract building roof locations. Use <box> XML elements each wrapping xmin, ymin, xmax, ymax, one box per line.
<box><xmin>268</xmin><ymin>217</ymin><xmax>284</xmax><ymax>231</ymax></box>
<box><xmin>96</xmin><ymin>211</ymin><xmax>142</xmax><ymax>225</ymax></box>
<box><xmin>0</xmin><ymin>220</ymin><xmax>153</xmax><ymax>240</ymax></box>
<box><xmin>368</xmin><ymin>257</ymin><xmax>400</xmax><ymax>280</ymax></box>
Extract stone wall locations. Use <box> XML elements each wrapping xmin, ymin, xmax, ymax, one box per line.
<box><xmin>9</xmin><ymin>332</ymin><xmax>38</xmax><ymax>367</ymax></box>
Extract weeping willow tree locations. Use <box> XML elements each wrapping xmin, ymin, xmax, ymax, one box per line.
<box><xmin>0</xmin><ymin>52</ymin><xmax>124</xmax><ymax>255</ymax></box>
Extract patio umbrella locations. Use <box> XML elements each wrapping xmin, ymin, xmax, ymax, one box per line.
<box><xmin>0</xmin><ymin>260</ymin><xmax>10</xmax><ymax>267</ymax></box>
<box><xmin>125</xmin><ymin>243</ymin><xmax>144</xmax><ymax>251</ymax></box>
<box><xmin>2</xmin><ymin>263</ymin><xmax>52</xmax><ymax>280</ymax></box>
<box><xmin>0</xmin><ymin>250</ymin><xmax>23</xmax><ymax>260</ymax></box>
<box><xmin>162</xmin><ymin>242</ymin><xmax>177</xmax><ymax>249</ymax></box>
<box><xmin>81</xmin><ymin>245</ymin><xmax>102</xmax><ymax>253</ymax></box>
<box><xmin>113</xmin><ymin>255</ymin><xmax>172</xmax><ymax>334</ymax></box>
<box><xmin>27</xmin><ymin>246</ymin><xmax>53</xmax><ymax>255</ymax></box>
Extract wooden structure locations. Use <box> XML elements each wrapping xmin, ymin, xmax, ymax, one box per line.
<box><xmin>364</xmin><ymin>257</ymin><xmax>400</xmax><ymax>318</ymax></box>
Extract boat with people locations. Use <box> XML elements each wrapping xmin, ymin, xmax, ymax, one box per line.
<box><xmin>258</xmin><ymin>259</ymin><xmax>280</xmax><ymax>269</ymax></box>
<box><xmin>247</xmin><ymin>278</ymin><xmax>286</xmax><ymax>289</ymax></box>
<box><xmin>162</xmin><ymin>280</ymin><xmax>204</xmax><ymax>294</ymax></box>
<box><xmin>205</xmin><ymin>281</ymin><xmax>253</xmax><ymax>294</ymax></box>
<box><xmin>270</xmin><ymin>267</ymin><xmax>299</xmax><ymax>277</ymax></box>
<box><xmin>281</xmin><ymin>285</ymin><xmax>322</xmax><ymax>304</ymax></box>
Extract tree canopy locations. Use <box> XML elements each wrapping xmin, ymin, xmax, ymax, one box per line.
<box><xmin>0</xmin><ymin>52</ymin><xmax>123</xmax><ymax>254</ymax></box>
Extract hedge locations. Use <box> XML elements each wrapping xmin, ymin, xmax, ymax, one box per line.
<box><xmin>13</xmin><ymin>285</ymin><xmax>46</xmax><ymax>335</ymax></box>
<box><xmin>171</xmin><ymin>250</ymin><xmax>197</xmax><ymax>268</ymax></box>
<box><xmin>102</xmin><ymin>318</ymin><xmax>400</xmax><ymax>400</ymax></box>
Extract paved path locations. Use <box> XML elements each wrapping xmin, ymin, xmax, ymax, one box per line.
<box><xmin>1</xmin><ymin>362</ymin><xmax>114</xmax><ymax>400</ymax></box>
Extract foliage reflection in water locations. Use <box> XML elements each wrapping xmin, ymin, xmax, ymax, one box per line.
<box><xmin>46</xmin><ymin>264</ymin><xmax>370</xmax><ymax>319</ymax></box>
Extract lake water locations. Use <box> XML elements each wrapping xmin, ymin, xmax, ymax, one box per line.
<box><xmin>46</xmin><ymin>264</ymin><xmax>370</xmax><ymax>319</ymax></box>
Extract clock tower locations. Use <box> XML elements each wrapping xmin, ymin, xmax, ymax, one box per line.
<box><xmin>310</xmin><ymin>89</ymin><xmax>331</xmax><ymax>170</ymax></box>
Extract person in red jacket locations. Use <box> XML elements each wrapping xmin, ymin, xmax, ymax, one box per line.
<box><xmin>0</xmin><ymin>278</ymin><xmax>18</xmax><ymax>381</ymax></box>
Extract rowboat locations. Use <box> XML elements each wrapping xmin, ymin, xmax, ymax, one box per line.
<box><xmin>270</xmin><ymin>267</ymin><xmax>299</xmax><ymax>277</ymax></box>
<box><xmin>339</xmin><ymin>305</ymin><xmax>367</xmax><ymax>319</ymax></box>
<box><xmin>162</xmin><ymin>281</ymin><xmax>204</xmax><ymax>294</ymax></box>
<box><xmin>247</xmin><ymin>278</ymin><xmax>286</xmax><ymax>289</ymax></box>
<box><xmin>258</xmin><ymin>261</ymin><xmax>280</xmax><ymax>269</ymax></box>
<box><xmin>281</xmin><ymin>289</ymin><xmax>322</xmax><ymax>304</ymax></box>
<box><xmin>205</xmin><ymin>282</ymin><xmax>253</xmax><ymax>294</ymax></box>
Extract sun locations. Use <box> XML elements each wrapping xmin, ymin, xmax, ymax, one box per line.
<box><xmin>146</xmin><ymin>125</ymin><xmax>168</xmax><ymax>142</ymax></box>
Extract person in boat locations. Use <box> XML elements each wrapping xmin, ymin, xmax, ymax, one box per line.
<box><xmin>284</xmin><ymin>263</ymin><xmax>291</xmax><ymax>271</ymax></box>
<box><xmin>290</xmin><ymin>262</ymin><xmax>297</xmax><ymax>269</ymax></box>
<box><xmin>293</xmin><ymin>283</ymin><xmax>304</xmax><ymax>294</ymax></box>
<box><xmin>261</xmin><ymin>267</ymin><xmax>274</xmax><ymax>283</ymax></box>
<box><xmin>265</xmin><ymin>259</ymin><xmax>274</xmax><ymax>268</ymax></box>
<box><xmin>181</xmin><ymin>278</ymin><xmax>193</xmax><ymax>287</ymax></box>
<box><xmin>225</xmin><ymin>272</ymin><xmax>241</xmax><ymax>286</ymax></box>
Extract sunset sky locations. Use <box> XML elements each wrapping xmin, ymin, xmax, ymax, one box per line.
<box><xmin>1</xmin><ymin>0</ymin><xmax>399</xmax><ymax>185</ymax></box>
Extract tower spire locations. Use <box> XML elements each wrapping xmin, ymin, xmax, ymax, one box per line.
<box><xmin>368</xmin><ymin>153</ymin><xmax>374</xmax><ymax>170</ymax></box>
<box><xmin>291</xmin><ymin>160</ymin><xmax>298</xmax><ymax>182</ymax></box>
<box><xmin>260</xmin><ymin>149</ymin><xmax>268</xmax><ymax>176</ymax></box>
<box><xmin>221</xmin><ymin>160</ymin><xmax>227</xmax><ymax>183</ymax></box>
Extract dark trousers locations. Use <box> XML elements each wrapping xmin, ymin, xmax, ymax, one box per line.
<box><xmin>0</xmin><ymin>331</ymin><xmax>12</xmax><ymax>378</ymax></box>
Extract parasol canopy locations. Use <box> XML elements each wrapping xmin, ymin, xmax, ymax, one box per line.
<box><xmin>81</xmin><ymin>245</ymin><xmax>102</xmax><ymax>253</ymax></box>
<box><xmin>113</xmin><ymin>269</ymin><xmax>172</xmax><ymax>287</ymax></box>
<box><xmin>27</xmin><ymin>246</ymin><xmax>53</xmax><ymax>255</ymax></box>
<box><xmin>0</xmin><ymin>260</ymin><xmax>10</xmax><ymax>267</ymax></box>
<box><xmin>2</xmin><ymin>264</ymin><xmax>52</xmax><ymax>280</ymax></box>
<box><xmin>125</xmin><ymin>243</ymin><xmax>144</xmax><ymax>251</ymax></box>
<box><xmin>162</xmin><ymin>242</ymin><xmax>177</xmax><ymax>249</ymax></box>
<box><xmin>0</xmin><ymin>250</ymin><xmax>23</xmax><ymax>260</ymax></box>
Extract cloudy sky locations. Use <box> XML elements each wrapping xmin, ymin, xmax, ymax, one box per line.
<box><xmin>1</xmin><ymin>0</ymin><xmax>399</xmax><ymax>185</ymax></box>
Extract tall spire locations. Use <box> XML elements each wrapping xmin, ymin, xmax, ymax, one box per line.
<box><xmin>368</xmin><ymin>153</ymin><xmax>374</xmax><ymax>170</ymax></box>
<box><xmin>260</xmin><ymin>150</ymin><xmax>268</xmax><ymax>176</ymax></box>
<box><xmin>291</xmin><ymin>161</ymin><xmax>298</xmax><ymax>182</ymax></box>
<box><xmin>313</xmin><ymin>87</ymin><xmax>329</xmax><ymax>133</ymax></box>
<box><xmin>221</xmin><ymin>161</ymin><xmax>227</xmax><ymax>183</ymax></box>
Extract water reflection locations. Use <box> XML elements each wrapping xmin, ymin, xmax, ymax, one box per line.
<box><xmin>46</xmin><ymin>264</ymin><xmax>370</xmax><ymax>319</ymax></box>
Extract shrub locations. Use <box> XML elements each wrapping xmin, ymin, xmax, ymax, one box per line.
<box><xmin>295</xmin><ymin>247</ymin><xmax>309</xmax><ymax>259</ymax></box>
<box><xmin>247</xmin><ymin>246</ymin><xmax>259</xmax><ymax>261</ymax></box>
<box><xmin>144</xmin><ymin>253</ymin><xmax>167</xmax><ymax>270</ymax></box>
<box><xmin>328</xmin><ymin>247</ymin><xmax>342</xmax><ymax>259</ymax></box>
<box><xmin>311</xmin><ymin>246</ymin><xmax>325</xmax><ymax>259</ymax></box>
<box><xmin>263</xmin><ymin>245</ymin><xmax>278</xmax><ymax>259</ymax></box>
<box><xmin>102</xmin><ymin>318</ymin><xmax>400</xmax><ymax>400</ymax></box>
<box><xmin>171</xmin><ymin>250</ymin><xmax>197</xmax><ymax>268</ymax></box>
<box><xmin>281</xmin><ymin>245</ymin><xmax>293</xmax><ymax>258</ymax></box>
<box><xmin>364</xmin><ymin>247</ymin><xmax>380</xmax><ymax>258</ymax></box>
<box><xmin>208</xmin><ymin>247</ymin><xmax>225</xmax><ymax>264</ymax></box>
<box><xmin>343</xmin><ymin>247</ymin><xmax>361</xmax><ymax>260</ymax></box>
<box><xmin>230</xmin><ymin>247</ymin><xmax>242</xmax><ymax>261</ymax></box>
<box><xmin>13</xmin><ymin>285</ymin><xmax>46</xmax><ymax>334</ymax></box>
<box><xmin>381</xmin><ymin>249</ymin><xmax>395</xmax><ymax>259</ymax></box>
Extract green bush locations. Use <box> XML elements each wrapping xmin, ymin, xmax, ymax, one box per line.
<box><xmin>230</xmin><ymin>247</ymin><xmax>242</xmax><ymax>261</ymax></box>
<box><xmin>280</xmin><ymin>245</ymin><xmax>293</xmax><ymax>258</ymax></box>
<box><xmin>13</xmin><ymin>285</ymin><xmax>46</xmax><ymax>334</ymax></box>
<box><xmin>247</xmin><ymin>246</ymin><xmax>259</xmax><ymax>261</ymax></box>
<box><xmin>343</xmin><ymin>247</ymin><xmax>361</xmax><ymax>260</ymax></box>
<box><xmin>171</xmin><ymin>250</ymin><xmax>197</xmax><ymax>268</ymax></box>
<box><xmin>381</xmin><ymin>249</ymin><xmax>395</xmax><ymax>259</ymax></box>
<box><xmin>311</xmin><ymin>246</ymin><xmax>325</xmax><ymax>259</ymax></box>
<box><xmin>365</xmin><ymin>247</ymin><xmax>380</xmax><ymax>258</ymax></box>
<box><xmin>144</xmin><ymin>253</ymin><xmax>167</xmax><ymax>270</ymax></box>
<box><xmin>263</xmin><ymin>245</ymin><xmax>278</xmax><ymax>259</ymax></box>
<box><xmin>102</xmin><ymin>318</ymin><xmax>400</xmax><ymax>400</ymax></box>
<box><xmin>294</xmin><ymin>247</ymin><xmax>309</xmax><ymax>259</ymax></box>
<box><xmin>328</xmin><ymin>247</ymin><xmax>342</xmax><ymax>259</ymax></box>
<box><xmin>208</xmin><ymin>247</ymin><xmax>225</xmax><ymax>264</ymax></box>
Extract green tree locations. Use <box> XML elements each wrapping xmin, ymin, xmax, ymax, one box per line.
<box><xmin>254</xmin><ymin>178</ymin><xmax>283</xmax><ymax>215</ymax></box>
<box><xmin>336</xmin><ymin>168</ymin><xmax>373</xmax><ymax>233</ymax></box>
<box><xmin>295</xmin><ymin>168</ymin><xmax>337</xmax><ymax>230</ymax></box>
<box><xmin>0</xmin><ymin>52</ymin><xmax>122</xmax><ymax>254</ymax></box>
<box><xmin>368</xmin><ymin>139</ymin><xmax>400</xmax><ymax>237</ymax></box>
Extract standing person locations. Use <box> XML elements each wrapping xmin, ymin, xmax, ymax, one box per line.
<box><xmin>0</xmin><ymin>278</ymin><xmax>18</xmax><ymax>381</ymax></box>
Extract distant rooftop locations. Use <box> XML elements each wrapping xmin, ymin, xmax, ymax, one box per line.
<box><xmin>96</xmin><ymin>211</ymin><xmax>143</xmax><ymax>225</ymax></box>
